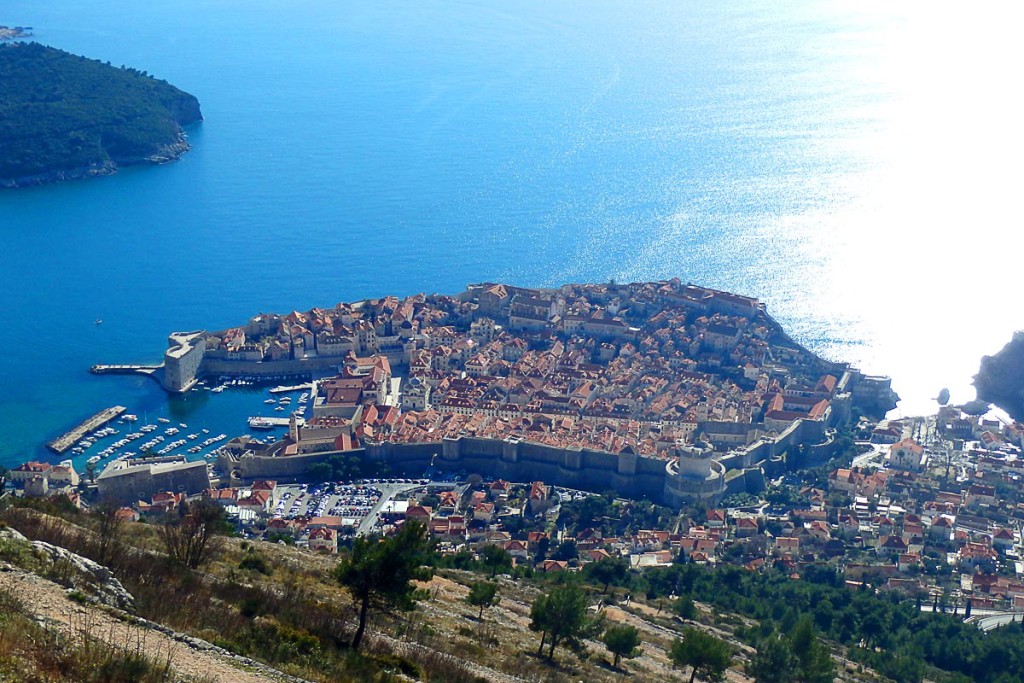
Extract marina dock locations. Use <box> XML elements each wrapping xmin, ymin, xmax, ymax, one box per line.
<box><xmin>47</xmin><ymin>406</ymin><xmax>127</xmax><ymax>454</ymax></box>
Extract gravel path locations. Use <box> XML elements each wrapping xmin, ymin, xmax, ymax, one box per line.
<box><xmin>0</xmin><ymin>567</ymin><xmax>300</xmax><ymax>683</ymax></box>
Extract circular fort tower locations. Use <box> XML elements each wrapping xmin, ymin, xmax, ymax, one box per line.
<box><xmin>663</xmin><ymin>437</ymin><xmax>727</xmax><ymax>507</ymax></box>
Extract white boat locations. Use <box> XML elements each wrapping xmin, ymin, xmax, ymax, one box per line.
<box><xmin>157</xmin><ymin>417</ymin><xmax>170</xmax><ymax>424</ymax></box>
<box><xmin>248</xmin><ymin>417</ymin><xmax>275</xmax><ymax>430</ymax></box>
<box><xmin>264</xmin><ymin>399</ymin><xmax>276</xmax><ymax>404</ymax></box>
<box><xmin>275</xmin><ymin>406</ymin><xmax>285</xmax><ymax>411</ymax></box>
<box><xmin>123</xmin><ymin>414</ymin><xmax>138</xmax><ymax>422</ymax></box>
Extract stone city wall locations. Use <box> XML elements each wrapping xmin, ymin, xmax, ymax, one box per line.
<box><xmin>225</xmin><ymin>423</ymin><xmax>835</xmax><ymax>506</ymax></box>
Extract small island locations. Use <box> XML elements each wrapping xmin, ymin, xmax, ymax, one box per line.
<box><xmin>0</xmin><ymin>25</ymin><xmax>33</xmax><ymax>41</ymax></box>
<box><xmin>0</xmin><ymin>42</ymin><xmax>202</xmax><ymax>188</ymax></box>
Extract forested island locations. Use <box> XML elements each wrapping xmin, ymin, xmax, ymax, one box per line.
<box><xmin>0</xmin><ymin>42</ymin><xmax>202</xmax><ymax>188</ymax></box>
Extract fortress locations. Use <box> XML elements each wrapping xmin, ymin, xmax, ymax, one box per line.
<box><xmin>218</xmin><ymin>409</ymin><xmax>839</xmax><ymax>507</ymax></box>
<box><xmin>158</xmin><ymin>279</ymin><xmax>896</xmax><ymax>508</ymax></box>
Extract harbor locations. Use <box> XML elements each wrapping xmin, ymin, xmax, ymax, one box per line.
<box><xmin>47</xmin><ymin>405</ymin><xmax>126</xmax><ymax>454</ymax></box>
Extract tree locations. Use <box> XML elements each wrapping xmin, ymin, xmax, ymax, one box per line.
<box><xmin>748</xmin><ymin>634</ymin><xmax>798</xmax><ymax>683</ymax></box>
<box><xmin>158</xmin><ymin>498</ymin><xmax>224</xmax><ymax>570</ymax></box>
<box><xmin>533</xmin><ymin>536</ymin><xmax>551</xmax><ymax>564</ymax></box>
<box><xmin>788</xmin><ymin>616</ymin><xmax>835</xmax><ymax>683</ymax></box>
<box><xmin>467</xmin><ymin>581</ymin><xmax>499</xmax><ymax>620</ymax></box>
<box><xmin>670</xmin><ymin>627</ymin><xmax>733</xmax><ymax>683</ymax></box>
<box><xmin>529</xmin><ymin>582</ymin><xmax>604</xmax><ymax>661</ymax></box>
<box><xmin>551</xmin><ymin>538</ymin><xmax>579</xmax><ymax>562</ymax></box>
<box><xmin>586</xmin><ymin>555</ymin><xmax>628</xmax><ymax>593</ymax></box>
<box><xmin>603</xmin><ymin>623</ymin><xmax>642</xmax><ymax>669</ymax></box>
<box><xmin>674</xmin><ymin>595</ymin><xmax>698</xmax><ymax>620</ymax></box>
<box><xmin>479</xmin><ymin>544</ymin><xmax>512</xmax><ymax>578</ymax></box>
<box><xmin>334</xmin><ymin>521</ymin><xmax>433</xmax><ymax>651</ymax></box>
<box><xmin>306</xmin><ymin>461</ymin><xmax>332</xmax><ymax>482</ymax></box>
<box><xmin>92</xmin><ymin>499</ymin><xmax>126</xmax><ymax>567</ymax></box>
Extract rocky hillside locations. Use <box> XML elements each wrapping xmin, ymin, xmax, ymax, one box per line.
<box><xmin>0</xmin><ymin>504</ymin><xmax>889</xmax><ymax>683</ymax></box>
<box><xmin>975</xmin><ymin>331</ymin><xmax>1024</xmax><ymax>421</ymax></box>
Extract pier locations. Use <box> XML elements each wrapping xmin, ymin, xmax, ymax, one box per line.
<box><xmin>91</xmin><ymin>364</ymin><xmax>162</xmax><ymax>376</ymax></box>
<box><xmin>91</xmin><ymin>364</ymin><xmax>164</xmax><ymax>385</ymax></box>
<box><xmin>47</xmin><ymin>406</ymin><xmax>127</xmax><ymax>454</ymax></box>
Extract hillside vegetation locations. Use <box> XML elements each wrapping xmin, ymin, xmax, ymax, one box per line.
<box><xmin>0</xmin><ymin>42</ymin><xmax>201</xmax><ymax>186</ymax></box>
<box><xmin>7</xmin><ymin>496</ymin><xmax>1024</xmax><ymax>683</ymax></box>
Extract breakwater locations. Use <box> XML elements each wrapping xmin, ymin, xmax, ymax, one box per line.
<box><xmin>47</xmin><ymin>406</ymin><xmax>126</xmax><ymax>454</ymax></box>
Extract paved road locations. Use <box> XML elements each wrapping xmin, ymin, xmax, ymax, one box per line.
<box><xmin>853</xmin><ymin>442</ymin><xmax>888</xmax><ymax>468</ymax></box>
<box><xmin>356</xmin><ymin>482</ymin><xmax>424</xmax><ymax>535</ymax></box>
<box><xmin>970</xmin><ymin>612</ymin><xmax>1024</xmax><ymax>631</ymax></box>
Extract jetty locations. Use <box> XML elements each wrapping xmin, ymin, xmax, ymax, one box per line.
<box><xmin>91</xmin><ymin>364</ymin><xmax>162</xmax><ymax>376</ymax></box>
<box><xmin>47</xmin><ymin>406</ymin><xmax>126</xmax><ymax>454</ymax></box>
<box><xmin>91</xmin><ymin>364</ymin><xmax>164</xmax><ymax>385</ymax></box>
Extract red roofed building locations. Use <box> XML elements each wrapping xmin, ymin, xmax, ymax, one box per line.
<box><xmin>309</xmin><ymin>527</ymin><xmax>337</xmax><ymax>553</ymax></box>
<box><xmin>406</xmin><ymin>506</ymin><xmax>433</xmax><ymax>524</ymax></box>
<box><xmin>527</xmin><ymin>481</ymin><xmax>552</xmax><ymax>515</ymax></box>
<box><xmin>9</xmin><ymin>461</ymin><xmax>53</xmax><ymax>484</ymax></box>
<box><xmin>504</xmin><ymin>539</ymin><xmax>528</xmax><ymax>560</ymax></box>
<box><xmin>237</xmin><ymin>490</ymin><xmax>271</xmax><ymax>514</ymax></box>
<box><xmin>889</xmin><ymin>439</ymin><xmax>924</xmax><ymax>471</ymax></box>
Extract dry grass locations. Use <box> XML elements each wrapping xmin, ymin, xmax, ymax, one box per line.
<box><xmin>0</xmin><ymin>502</ymin><xmax>885</xmax><ymax>683</ymax></box>
<box><xmin>0</xmin><ymin>585</ymin><xmax>214</xmax><ymax>683</ymax></box>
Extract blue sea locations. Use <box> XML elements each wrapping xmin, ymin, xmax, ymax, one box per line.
<box><xmin>2</xmin><ymin>0</ymin><xmax>1021</xmax><ymax>468</ymax></box>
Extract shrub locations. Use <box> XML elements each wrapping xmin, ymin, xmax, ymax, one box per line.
<box><xmin>239</xmin><ymin>553</ymin><xmax>271</xmax><ymax>575</ymax></box>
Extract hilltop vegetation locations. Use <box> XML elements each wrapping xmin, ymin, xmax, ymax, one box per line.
<box><xmin>0</xmin><ymin>42</ymin><xmax>201</xmax><ymax>187</ymax></box>
<box><xmin>8</xmin><ymin>497</ymin><xmax>1024</xmax><ymax>683</ymax></box>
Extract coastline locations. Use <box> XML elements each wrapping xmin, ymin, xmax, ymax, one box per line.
<box><xmin>0</xmin><ymin>134</ymin><xmax>192</xmax><ymax>189</ymax></box>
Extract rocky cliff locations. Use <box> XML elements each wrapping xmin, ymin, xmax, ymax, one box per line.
<box><xmin>974</xmin><ymin>331</ymin><xmax>1024</xmax><ymax>421</ymax></box>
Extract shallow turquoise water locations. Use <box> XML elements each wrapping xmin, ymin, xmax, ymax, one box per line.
<box><xmin>2</xmin><ymin>1</ymin><xmax>1021</xmax><ymax>467</ymax></box>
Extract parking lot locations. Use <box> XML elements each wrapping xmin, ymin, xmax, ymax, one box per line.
<box><xmin>273</xmin><ymin>479</ymin><xmax>431</xmax><ymax>531</ymax></box>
